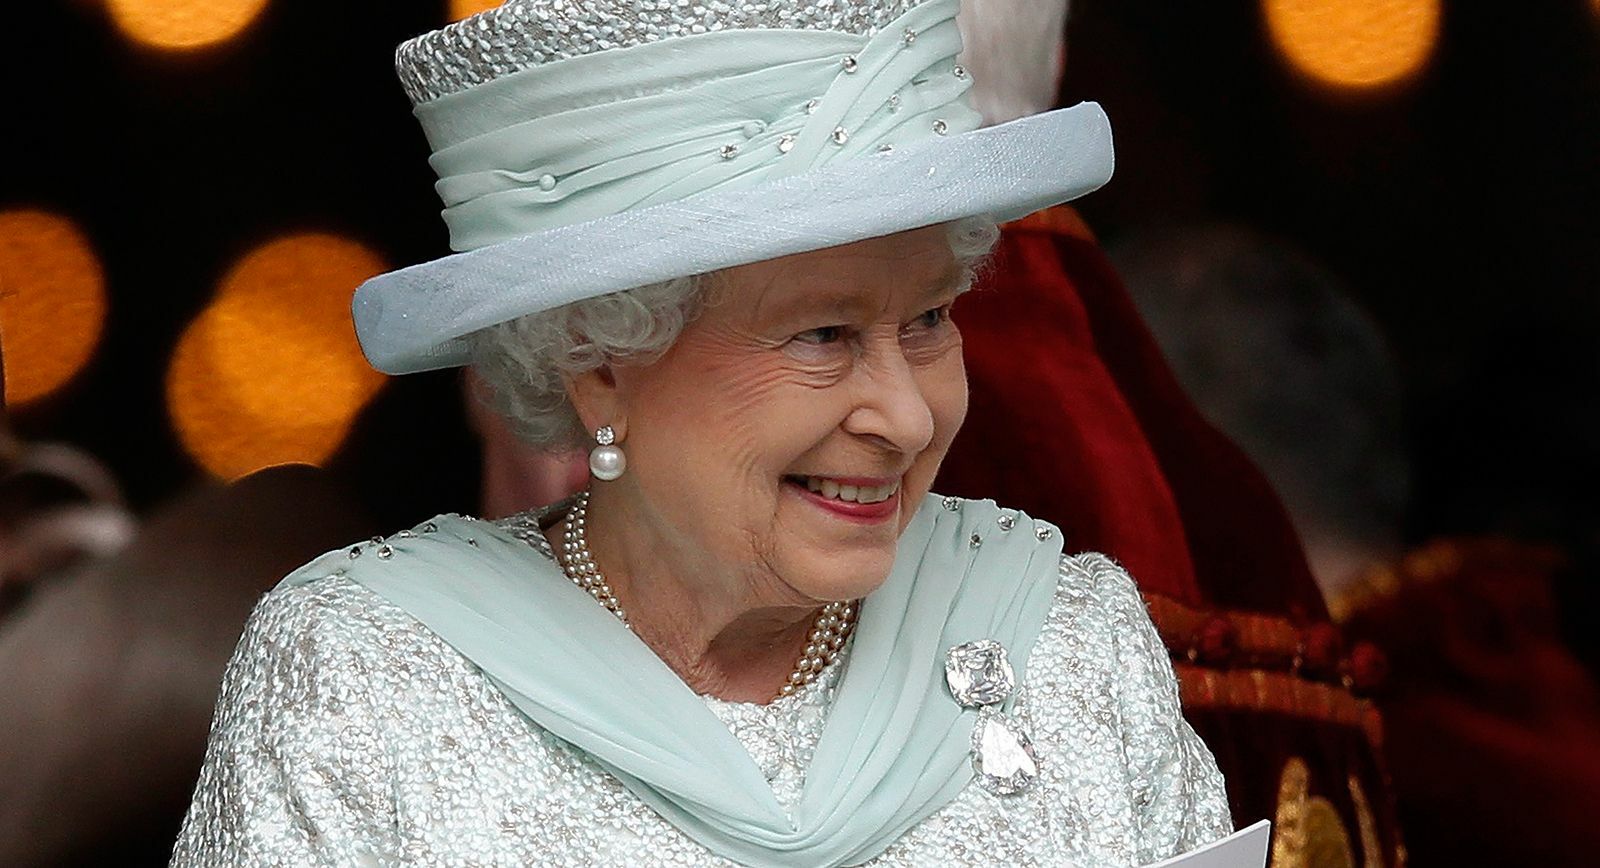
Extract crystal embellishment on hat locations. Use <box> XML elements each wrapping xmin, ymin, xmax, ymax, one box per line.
<box><xmin>945</xmin><ymin>639</ymin><xmax>1016</xmax><ymax>707</ymax></box>
<box><xmin>933</xmin><ymin>119</ymin><xmax>949</xmax><ymax>135</ymax></box>
<box><xmin>832</xmin><ymin>127</ymin><xmax>850</xmax><ymax>145</ymax></box>
<box><xmin>395</xmin><ymin>0</ymin><xmax>929</xmax><ymax>105</ymax></box>
<box><xmin>971</xmin><ymin>708</ymin><xmax>1041</xmax><ymax>796</ymax></box>
<box><xmin>777</xmin><ymin>134</ymin><xmax>797</xmax><ymax>154</ymax></box>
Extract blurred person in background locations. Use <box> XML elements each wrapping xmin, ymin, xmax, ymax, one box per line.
<box><xmin>1118</xmin><ymin>223</ymin><xmax>1600</xmax><ymax>867</ymax></box>
<box><xmin>0</xmin><ymin>325</ymin><xmax>380</xmax><ymax>867</ymax></box>
<box><xmin>0</xmin><ymin>426</ymin><xmax>374</xmax><ymax>866</ymax></box>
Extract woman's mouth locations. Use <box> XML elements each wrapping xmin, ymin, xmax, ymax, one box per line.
<box><xmin>783</xmin><ymin>475</ymin><xmax>901</xmax><ymax>522</ymax></box>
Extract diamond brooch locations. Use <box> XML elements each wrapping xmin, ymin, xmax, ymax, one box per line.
<box><xmin>946</xmin><ymin>639</ymin><xmax>1040</xmax><ymax>796</ymax></box>
<box><xmin>946</xmin><ymin>639</ymin><xmax>1016</xmax><ymax>706</ymax></box>
<box><xmin>971</xmin><ymin>709</ymin><xmax>1040</xmax><ymax>796</ymax></box>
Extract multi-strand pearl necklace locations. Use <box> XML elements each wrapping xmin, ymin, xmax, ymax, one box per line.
<box><xmin>556</xmin><ymin>491</ymin><xmax>857</xmax><ymax>699</ymax></box>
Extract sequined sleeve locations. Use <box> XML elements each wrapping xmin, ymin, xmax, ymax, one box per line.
<box><xmin>169</xmin><ymin>577</ymin><xmax>401</xmax><ymax>867</ymax></box>
<box><xmin>1068</xmin><ymin>552</ymin><xmax>1234</xmax><ymax>861</ymax></box>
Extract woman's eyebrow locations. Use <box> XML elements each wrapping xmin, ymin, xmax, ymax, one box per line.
<box><xmin>917</xmin><ymin>262</ymin><xmax>969</xmax><ymax>304</ymax></box>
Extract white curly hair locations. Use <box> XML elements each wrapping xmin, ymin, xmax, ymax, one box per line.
<box><xmin>471</xmin><ymin>217</ymin><xmax>1002</xmax><ymax>450</ymax></box>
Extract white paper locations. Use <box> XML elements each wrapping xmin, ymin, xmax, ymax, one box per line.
<box><xmin>1142</xmin><ymin>820</ymin><xmax>1272</xmax><ymax>868</ymax></box>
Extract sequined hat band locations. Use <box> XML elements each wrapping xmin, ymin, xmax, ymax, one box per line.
<box><xmin>418</xmin><ymin>0</ymin><xmax>978</xmax><ymax>252</ymax></box>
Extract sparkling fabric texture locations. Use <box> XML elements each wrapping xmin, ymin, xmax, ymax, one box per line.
<box><xmin>172</xmin><ymin>529</ymin><xmax>1229</xmax><ymax>866</ymax></box>
<box><xmin>396</xmin><ymin>0</ymin><xmax>930</xmax><ymax>105</ymax></box>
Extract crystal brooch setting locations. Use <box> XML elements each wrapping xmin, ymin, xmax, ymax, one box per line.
<box><xmin>945</xmin><ymin>638</ymin><xmax>1040</xmax><ymax>795</ymax></box>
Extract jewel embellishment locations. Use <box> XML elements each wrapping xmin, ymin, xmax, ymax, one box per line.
<box><xmin>901</xmin><ymin>28</ymin><xmax>917</xmax><ymax>46</ymax></box>
<box><xmin>1035</xmin><ymin>526</ymin><xmax>1053</xmax><ymax>541</ymax></box>
<box><xmin>942</xmin><ymin>495</ymin><xmax>960</xmax><ymax>511</ymax></box>
<box><xmin>842</xmin><ymin>55</ymin><xmax>859</xmax><ymax>73</ymax></box>
<box><xmin>971</xmin><ymin>709</ymin><xmax>1041</xmax><ymax>796</ymax></box>
<box><xmin>969</xmin><ymin>532</ymin><xmax>982</xmax><ymax>549</ymax></box>
<box><xmin>831</xmin><ymin>126</ymin><xmax>849</xmax><ymax>145</ymax></box>
<box><xmin>932</xmin><ymin>119</ymin><xmax>948</xmax><ymax>135</ymax></box>
<box><xmin>595</xmin><ymin>425</ymin><xmax>616</xmax><ymax>446</ymax></box>
<box><xmin>946</xmin><ymin>639</ymin><xmax>1016</xmax><ymax>707</ymax></box>
<box><xmin>887</xmin><ymin>93</ymin><xmax>902</xmax><ymax>112</ymax></box>
<box><xmin>946</xmin><ymin>640</ymin><xmax>1038</xmax><ymax>795</ymax></box>
<box><xmin>777</xmin><ymin>133</ymin><xmax>796</xmax><ymax>154</ymax></box>
<box><xmin>538</xmin><ymin>173</ymin><xmax>557</xmax><ymax>191</ymax></box>
<box><xmin>805</xmin><ymin>98</ymin><xmax>820</xmax><ymax>114</ymax></box>
<box><xmin>997</xmin><ymin>514</ymin><xmax>1016</xmax><ymax>532</ymax></box>
<box><xmin>719</xmin><ymin>143</ymin><xmax>739</xmax><ymax>160</ymax></box>
<box><xmin>953</xmin><ymin>64</ymin><xmax>968</xmax><ymax>79</ymax></box>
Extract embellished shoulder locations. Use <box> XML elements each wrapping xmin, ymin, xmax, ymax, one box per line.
<box><xmin>1020</xmin><ymin>550</ymin><xmax>1234</xmax><ymax>861</ymax></box>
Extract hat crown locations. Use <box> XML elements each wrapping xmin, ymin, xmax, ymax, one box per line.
<box><xmin>408</xmin><ymin>0</ymin><xmax>982</xmax><ymax>253</ymax></box>
<box><xmin>397</xmin><ymin>0</ymin><xmax>931</xmax><ymax>106</ymax></box>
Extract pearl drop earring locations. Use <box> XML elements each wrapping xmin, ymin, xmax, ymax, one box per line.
<box><xmin>589</xmin><ymin>425</ymin><xmax>627</xmax><ymax>481</ymax></box>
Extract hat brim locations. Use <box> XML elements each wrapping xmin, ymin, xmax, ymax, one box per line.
<box><xmin>353</xmin><ymin>101</ymin><xmax>1114</xmax><ymax>375</ymax></box>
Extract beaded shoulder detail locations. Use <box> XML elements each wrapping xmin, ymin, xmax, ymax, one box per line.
<box><xmin>394</xmin><ymin>0</ymin><xmax>931</xmax><ymax>105</ymax></box>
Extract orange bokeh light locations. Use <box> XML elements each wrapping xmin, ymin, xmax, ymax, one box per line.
<box><xmin>167</xmin><ymin>233</ymin><xmax>389</xmax><ymax>481</ymax></box>
<box><xmin>0</xmin><ymin>210</ymin><xmax>107</xmax><ymax>406</ymax></box>
<box><xmin>1264</xmin><ymin>0</ymin><xmax>1441</xmax><ymax>91</ymax></box>
<box><xmin>449</xmin><ymin>0</ymin><xmax>505</xmax><ymax>22</ymax></box>
<box><xmin>106</xmin><ymin>0</ymin><xmax>271</xmax><ymax>51</ymax></box>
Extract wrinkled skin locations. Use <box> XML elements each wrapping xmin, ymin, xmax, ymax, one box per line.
<box><xmin>564</xmin><ymin>224</ymin><xmax>970</xmax><ymax>700</ymax></box>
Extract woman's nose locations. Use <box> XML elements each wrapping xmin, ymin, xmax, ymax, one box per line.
<box><xmin>841</xmin><ymin>344</ymin><xmax>936</xmax><ymax>456</ymax></box>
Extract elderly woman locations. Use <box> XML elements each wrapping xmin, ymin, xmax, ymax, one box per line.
<box><xmin>172</xmin><ymin>0</ymin><xmax>1231</xmax><ymax>865</ymax></box>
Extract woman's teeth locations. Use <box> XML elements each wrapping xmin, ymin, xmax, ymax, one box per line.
<box><xmin>800</xmin><ymin>476</ymin><xmax>899</xmax><ymax>504</ymax></box>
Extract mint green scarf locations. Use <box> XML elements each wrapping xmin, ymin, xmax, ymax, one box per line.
<box><xmin>282</xmin><ymin>494</ymin><xmax>1062</xmax><ymax>866</ymax></box>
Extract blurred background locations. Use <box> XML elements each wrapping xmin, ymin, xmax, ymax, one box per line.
<box><xmin>1</xmin><ymin>0</ymin><xmax>1596</xmax><ymax>865</ymax></box>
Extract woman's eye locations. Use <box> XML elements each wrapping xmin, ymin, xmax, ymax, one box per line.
<box><xmin>793</xmin><ymin>325</ymin><xmax>846</xmax><ymax>345</ymax></box>
<box><xmin>910</xmin><ymin>306</ymin><xmax>949</xmax><ymax>330</ymax></box>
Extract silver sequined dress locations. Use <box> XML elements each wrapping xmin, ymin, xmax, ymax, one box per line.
<box><xmin>171</xmin><ymin>518</ymin><xmax>1230</xmax><ymax>867</ymax></box>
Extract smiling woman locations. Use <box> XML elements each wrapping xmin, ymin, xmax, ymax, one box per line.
<box><xmin>171</xmin><ymin>1</ymin><xmax>1233</xmax><ymax>865</ymax></box>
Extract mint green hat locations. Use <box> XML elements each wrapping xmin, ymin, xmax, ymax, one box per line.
<box><xmin>354</xmin><ymin>0</ymin><xmax>1114</xmax><ymax>375</ymax></box>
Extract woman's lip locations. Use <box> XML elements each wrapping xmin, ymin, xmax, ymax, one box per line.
<box><xmin>784</xmin><ymin>478</ymin><xmax>900</xmax><ymax>522</ymax></box>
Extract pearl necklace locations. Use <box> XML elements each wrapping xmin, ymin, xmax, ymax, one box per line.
<box><xmin>555</xmin><ymin>491</ymin><xmax>857</xmax><ymax>699</ymax></box>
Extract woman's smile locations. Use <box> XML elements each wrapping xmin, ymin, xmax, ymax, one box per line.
<box><xmin>782</xmin><ymin>474</ymin><xmax>902</xmax><ymax>523</ymax></box>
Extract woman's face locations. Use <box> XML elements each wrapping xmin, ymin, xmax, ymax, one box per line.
<box><xmin>605</xmin><ymin>225</ymin><xmax>970</xmax><ymax>605</ymax></box>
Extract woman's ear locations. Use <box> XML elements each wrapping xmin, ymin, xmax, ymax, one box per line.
<box><xmin>565</xmin><ymin>363</ymin><xmax>627</xmax><ymax>442</ymax></box>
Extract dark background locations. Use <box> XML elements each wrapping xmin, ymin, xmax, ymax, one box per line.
<box><xmin>4</xmin><ymin>0</ymin><xmax>1598</xmax><ymax>658</ymax></box>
